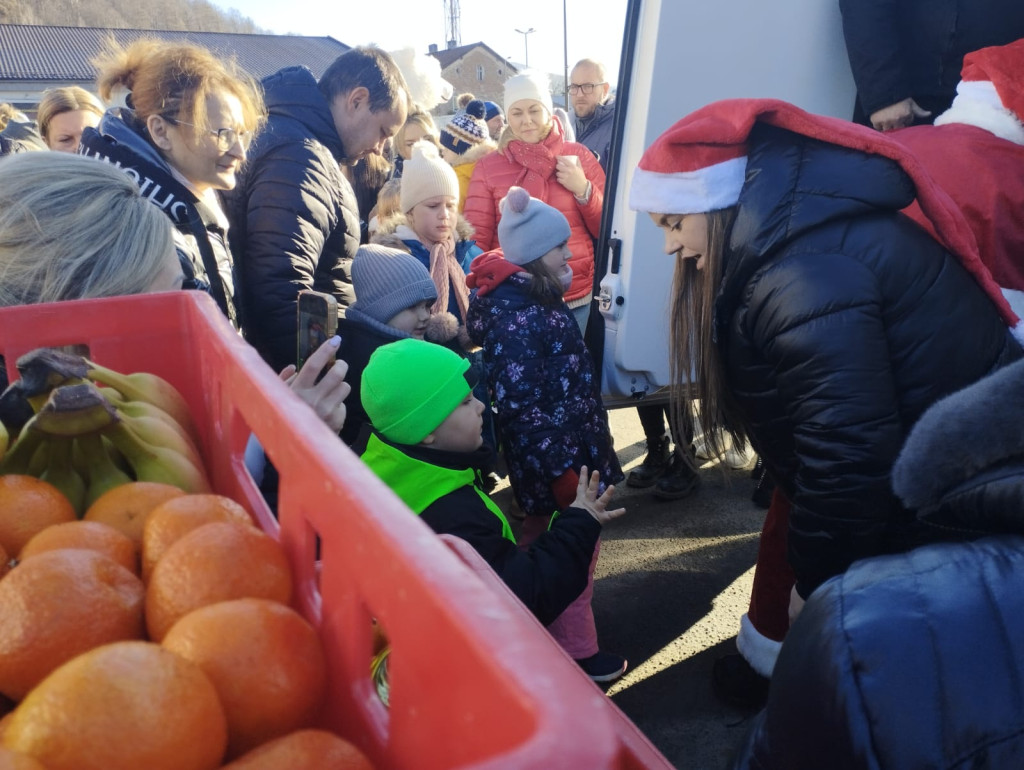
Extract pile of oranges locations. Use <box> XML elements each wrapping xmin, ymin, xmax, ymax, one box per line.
<box><xmin>0</xmin><ymin>475</ymin><xmax>374</xmax><ymax>770</ymax></box>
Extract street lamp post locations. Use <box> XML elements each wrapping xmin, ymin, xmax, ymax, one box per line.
<box><xmin>514</xmin><ymin>27</ymin><xmax>536</xmax><ymax>67</ymax></box>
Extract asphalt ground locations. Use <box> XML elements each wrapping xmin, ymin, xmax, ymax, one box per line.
<box><xmin>491</xmin><ymin>406</ymin><xmax>768</xmax><ymax>769</ymax></box>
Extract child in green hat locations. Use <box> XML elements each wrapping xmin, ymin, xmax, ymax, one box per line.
<box><xmin>360</xmin><ymin>337</ymin><xmax>626</xmax><ymax>632</ymax></box>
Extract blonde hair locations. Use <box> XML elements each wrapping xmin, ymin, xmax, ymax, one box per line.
<box><xmin>0</xmin><ymin>153</ymin><xmax>175</xmax><ymax>307</ymax></box>
<box><xmin>0</xmin><ymin>103</ymin><xmax>14</xmax><ymax>132</ymax></box>
<box><xmin>375</xmin><ymin>178</ymin><xmax>403</xmax><ymax>222</ymax></box>
<box><xmin>456</xmin><ymin>92</ymin><xmax>475</xmax><ymax>110</ymax></box>
<box><xmin>36</xmin><ymin>87</ymin><xmax>105</xmax><ymax>144</ymax></box>
<box><xmin>394</xmin><ymin>108</ymin><xmax>439</xmax><ymax>159</ymax></box>
<box><xmin>93</xmin><ymin>38</ymin><xmax>265</xmax><ymax>144</ymax></box>
<box><xmin>667</xmin><ymin>207</ymin><xmax>747</xmax><ymax>472</ymax></box>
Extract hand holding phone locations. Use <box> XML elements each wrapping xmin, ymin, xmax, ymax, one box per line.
<box><xmin>296</xmin><ymin>290</ymin><xmax>339</xmax><ymax>373</ymax></box>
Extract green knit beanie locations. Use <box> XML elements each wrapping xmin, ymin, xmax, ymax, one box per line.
<box><xmin>362</xmin><ymin>339</ymin><xmax>474</xmax><ymax>444</ymax></box>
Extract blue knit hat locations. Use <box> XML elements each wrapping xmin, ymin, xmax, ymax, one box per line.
<box><xmin>440</xmin><ymin>100</ymin><xmax>488</xmax><ymax>156</ymax></box>
<box><xmin>349</xmin><ymin>244</ymin><xmax>437</xmax><ymax>324</ymax></box>
<box><xmin>497</xmin><ymin>187</ymin><xmax>571</xmax><ymax>266</ymax></box>
<box><xmin>483</xmin><ymin>101</ymin><xmax>502</xmax><ymax>121</ymax></box>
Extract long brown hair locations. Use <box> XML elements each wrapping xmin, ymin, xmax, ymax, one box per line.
<box><xmin>668</xmin><ymin>207</ymin><xmax>748</xmax><ymax>471</ymax></box>
<box><xmin>518</xmin><ymin>255</ymin><xmax>565</xmax><ymax>306</ymax></box>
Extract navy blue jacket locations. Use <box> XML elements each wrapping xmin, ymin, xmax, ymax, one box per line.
<box><xmin>733</xmin><ymin>536</ymin><xmax>1024</xmax><ymax>769</ymax></box>
<box><xmin>839</xmin><ymin>0</ymin><xmax>1024</xmax><ymax>120</ymax></box>
<box><xmin>467</xmin><ymin>270</ymin><xmax>622</xmax><ymax>518</ymax></box>
<box><xmin>719</xmin><ymin>123</ymin><xmax>1021</xmax><ymax>597</ymax></box>
<box><xmin>224</xmin><ymin>66</ymin><xmax>360</xmax><ymax>372</ymax></box>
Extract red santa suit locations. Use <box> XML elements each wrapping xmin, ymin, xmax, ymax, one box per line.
<box><xmin>894</xmin><ymin>39</ymin><xmax>1024</xmax><ymax>313</ymax></box>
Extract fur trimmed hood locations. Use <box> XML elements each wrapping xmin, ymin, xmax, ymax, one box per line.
<box><xmin>893</xmin><ymin>356</ymin><xmax>1024</xmax><ymax>536</ymax></box>
<box><xmin>451</xmin><ymin>139</ymin><xmax>497</xmax><ymax>168</ymax></box>
<box><xmin>372</xmin><ymin>212</ymin><xmax>477</xmax><ymax>243</ymax></box>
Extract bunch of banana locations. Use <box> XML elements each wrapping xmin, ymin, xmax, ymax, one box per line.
<box><xmin>0</xmin><ymin>349</ymin><xmax>210</xmax><ymax>514</ymax></box>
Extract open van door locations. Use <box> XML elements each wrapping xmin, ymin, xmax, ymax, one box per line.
<box><xmin>594</xmin><ymin>0</ymin><xmax>857</xmax><ymax>406</ymax></box>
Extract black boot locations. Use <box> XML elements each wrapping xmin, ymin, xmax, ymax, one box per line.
<box><xmin>652</xmin><ymin>452</ymin><xmax>700</xmax><ymax>501</ymax></box>
<box><xmin>712</xmin><ymin>653</ymin><xmax>770</xmax><ymax>710</ymax></box>
<box><xmin>627</xmin><ymin>435</ymin><xmax>671</xmax><ymax>488</ymax></box>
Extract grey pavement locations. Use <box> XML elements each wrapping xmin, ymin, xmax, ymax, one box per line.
<box><xmin>492</xmin><ymin>405</ymin><xmax>768</xmax><ymax>769</ymax></box>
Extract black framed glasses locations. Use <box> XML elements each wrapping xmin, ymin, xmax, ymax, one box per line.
<box><xmin>163</xmin><ymin>117</ymin><xmax>252</xmax><ymax>151</ymax></box>
<box><xmin>568</xmin><ymin>82</ymin><xmax>606</xmax><ymax>95</ymax></box>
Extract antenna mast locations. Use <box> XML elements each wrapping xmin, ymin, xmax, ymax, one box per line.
<box><xmin>444</xmin><ymin>0</ymin><xmax>461</xmax><ymax>48</ymax></box>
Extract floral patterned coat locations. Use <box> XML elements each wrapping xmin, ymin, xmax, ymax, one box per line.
<box><xmin>466</xmin><ymin>259</ymin><xmax>622</xmax><ymax>517</ymax></box>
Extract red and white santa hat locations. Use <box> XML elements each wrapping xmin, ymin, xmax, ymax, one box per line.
<box><xmin>934</xmin><ymin>39</ymin><xmax>1024</xmax><ymax>145</ymax></box>
<box><xmin>629</xmin><ymin>98</ymin><xmax>1023</xmax><ymax>338</ymax></box>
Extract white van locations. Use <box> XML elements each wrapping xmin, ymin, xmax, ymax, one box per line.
<box><xmin>595</xmin><ymin>0</ymin><xmax>857</xmax><ymax>405</ymax></box>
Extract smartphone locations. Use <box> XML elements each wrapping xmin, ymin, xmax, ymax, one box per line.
<box><xmin>296</xmin><ymin>290</ymin><xmax>338</xmax><ymax>373</ymax></box>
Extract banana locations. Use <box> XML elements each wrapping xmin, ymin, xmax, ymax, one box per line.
<box><xmin>0</xmin><ymin>420</ymin><xmax>8</xmax><ymax>464</ymax></box>
<box><xmin>14</xmin><ymin>348</ymin><xmax>81</xmax><ymax>397</ymax></box>
<box><xmin>39</xmin><ymin>437</ymin><xmax>86</xmax><ymax>516</ymax></box>
<box><xmin>75</xmin><ymin>433</ymin><xmax>133</xmax><ymax>509</ymax></box>
<box><xmin>102</xmin><ymin>420</ymin><xmax>211</xmax><ymax>494</ymax></box>
<box><xmin>99</xmin><ymin>388</ymin><xmax>204</xmax><ymax>467</ymax></box>
<box><xmin>13</xmin><ymin>349</ymin><xmax>199</xmax><ymax>445</ymax></box>
<box><xmin>27</xmin><ymin>440</ymin><xmax>49</xmax><ymax>477</ymax></box>
<box><xmin>83</xmin><ymin>359</ymin><xmax>199</xmax><ymax>445</ymax></box>
<box><xmin>31</xmin><ymin>383</ymin><xmax>120</xmax><ymax>438</ymax></box>
<box><xmin>0</xmin><ymin>422</ymin><xmax>46</xmax><ymax>476</ymax></box>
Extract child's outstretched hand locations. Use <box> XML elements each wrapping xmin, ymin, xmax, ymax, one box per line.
<box><xmin>573</xmin><ymin>465</ymin><xmax>626</xmax><ymax>525</ymax></box>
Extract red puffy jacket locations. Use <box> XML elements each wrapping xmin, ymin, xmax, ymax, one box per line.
<box><xmin>463</xmin><ymin>119</ymin><xmax>605</xmax><ymax>304</ymax></box>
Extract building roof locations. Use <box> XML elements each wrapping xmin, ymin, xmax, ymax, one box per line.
<box><xmin>0</xmin><ymin>24</ymin><xmax>350</xmax><ymax>82</ymax></box>
<box><xmin>429</xmin><ymin>41</ymin><xmax>514</xmax><ymax>71</ymax></box>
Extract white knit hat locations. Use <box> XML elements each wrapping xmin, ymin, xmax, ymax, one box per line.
<box><xmin>400</xmin><ymin>140</ymin><xmax>460</xmax><ymax>213</ymax></box>
<box><xmin>504</xmin><ymin>71</ymin><xmax>553</xmax><ymax>114</ymax></box>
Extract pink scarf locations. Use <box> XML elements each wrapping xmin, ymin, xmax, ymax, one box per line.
<box><xmin>429</xmin><ymin>235</ymin><xmax>470</xmax><ymax>323</ymax></box>
<box><xmin>504</xmin><ymin>119</ymin><xmax>565</xmax><ymax>198</ymax></box>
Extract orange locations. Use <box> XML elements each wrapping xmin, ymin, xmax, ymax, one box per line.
<box><xmin>0</xmin><ymin>475</ymin><xmax>76</xmax><ymax>557</ymax></box>
<box><xmin>0</xmin><ymin>544</ymin><xmax>9</xmax><ymax>581</ymax></box>
<box><xmin>0</xmin><ymin>549</ymin><xmax>145</xmax><ymax>700</ymax></box>
<box><xmin>1</xmin><ymin>641</ymin><xmax>227</xmax><ymax>770</ymax></box>
<box><xmin>0</xmin><ymin>747</ymin><xmax>48</xmax><ymax>770</ymax></box>
<box><xmin>141</xmin><ymin>493</ymin><xmax>253</xmax><ymax>582</ymax></box>
<box><xmin>83</xmin><ymin>482</ymin><xmax>185</xmax><ymax>551</ymax></box>
<box><xmin>163</xmin><ymin>598</ymin><xmax>327</xmax><ymax>758</ymax></box>
<box><xmin>19</xmin><ymin>520</ymin><xmax>138</xmax><ymax>575</ymax></box>
<box><xmin>145</xmin><ymin>522</ymin><xmax>292</xmax><ymax>642</ymax></box>
<box><xmin>221</xmin><ymin>729</ymin><xmax>374</xmax><ymax>769</ymax></box>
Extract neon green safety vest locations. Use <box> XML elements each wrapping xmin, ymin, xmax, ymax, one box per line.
<box><xmin>361</xmin><ymin>433</ymin><xmax>516</xmax><ymax>544</ymax></box>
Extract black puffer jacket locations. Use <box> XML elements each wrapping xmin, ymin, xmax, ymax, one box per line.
<box><xmin>839</xmin><ymin>0</ymin><xmax>1024</xmax><ymax>120</ymax></box>
<box><xmin>224</xmin><ymin>66</ymin><xmax>359</xmax><ymax>372</ymax></box>
<box><xmin>719</xmin><ymin>123</ymin><xmax>1022</xmax><ymax>597</ymax></box>
<box><xmin>732</xmin><ymin>535</ymin><xmax>1024</xmax><ymax>770</ymax></box>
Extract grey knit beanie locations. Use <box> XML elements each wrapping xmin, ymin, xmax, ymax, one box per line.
<box><xmin>349</xmin><ymin>244</ymin><xmax>438</xmax><ymax>324</ymax></box>
<box><xmin>497</xmin><ymin>187</ymin><xmax>571</xmax><ymax>265</ymax></box>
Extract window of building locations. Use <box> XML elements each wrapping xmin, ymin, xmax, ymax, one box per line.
<box><xmin>476</xmin><ymin>65</ymin><xmax>485</xmax><ymax>81</ymax></box>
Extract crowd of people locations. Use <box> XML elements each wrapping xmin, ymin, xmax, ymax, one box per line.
<box><xmin>4</xmin><ymin>27</ymin><xmax>1024</xmax><ymax>767</ymax></box>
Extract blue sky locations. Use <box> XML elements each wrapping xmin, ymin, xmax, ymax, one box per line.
<box><xmin>213</xmin><ymin>0</ymin><xmax>627</xmax><ymax>86</ymax></box>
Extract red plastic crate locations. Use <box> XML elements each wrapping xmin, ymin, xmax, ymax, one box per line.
<box><xmin>0</xmin><ymin>291</ymin><xmax>673</xmax><ymax>770</ymax></box>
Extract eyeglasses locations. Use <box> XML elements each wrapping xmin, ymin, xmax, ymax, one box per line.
<box><xmin>163</xmin><ymin>117</ymin><xmax>252</xmax><ymax>152</ymax></box>
<box><xmin>568</xmin><ymin>82</ymin><xmax>606</xmax><ymax>95</ymax></box>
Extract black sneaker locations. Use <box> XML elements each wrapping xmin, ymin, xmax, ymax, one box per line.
<box><xmin>627</xmin><ymin>435</ymin><xmax>671</xmax><ymax>488</ymax></box>
<box><xmin>575</xmin><ymin>651</ymin><xmax>628</xmax><ymax>683</ymax></box>
<box><xmin>711</xmin><ymin>653</ymin><xmax>769</xmax><ymax>710</ymax></box>
<box><xmin>652</xmin><ymin>454</ymin><xmax>700</xmax><ymax>501</ymax></box>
